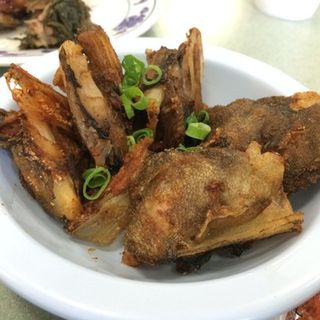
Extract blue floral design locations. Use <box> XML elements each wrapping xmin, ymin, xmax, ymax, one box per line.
<box><xmin>114</xmin><ymin>7</ymin><xmax>149</xmax><ymax>35</ymax></box>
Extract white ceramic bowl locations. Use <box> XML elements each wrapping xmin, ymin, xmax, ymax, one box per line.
<box><xmin>0</xmin><ymin>38</ymin><xmax>320</xmax><ymax>320</ymax></box>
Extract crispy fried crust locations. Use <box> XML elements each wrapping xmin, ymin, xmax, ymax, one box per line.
<box><xmin>52</xmin><ymin>66</ymin><xmax>66</xmax><ymax>92</ymax></box>
<box><xmin>146</xmin><ymin>28</ymin><xmax>204</xmax><ymax>150</ymax></box>
<box><xmin>2</xmin><ymin>64</ymin><xmax>84</xmax><ymax>220</ymax></box>
<box><xmin>67</xmin><ymin>138</ymin><xmax>152</xmax><ymax>245</ymax></box>
<box><xmin>59</xmin><ymin>40</ymin><xmax>128</xmax><ymax>167</ymax></box>
<box><xmin>76</xmin><ymin>25</ymin><xmax>123</xmax><ymax>110</ymax></box>
<box><xmin>178</xmin><ymin>198</ymin><xmax>303</xmax><ymax>258</ymax></box>
<box><xmin>207</xmin><ymin>93</ymin><xmax>320</xmax><ymax>193</ymax></box>
<box><xmin>289</xmin><ymin>91</ymin><xmax>320</xmax><ymax>111</ymax></box>
<box><xmin>66</xmin><ymin>192</ymin><xmax>130</xmax><ymax>245</ymax></box>
<box><xmin>0</xmin><ymin>109</ymin><xmax>22</xmax><ymax>148</ymax></box>
<box><xmin>123</xmin><ymin>142</ymin><xmax>302</xmax><ymax>265</ymax></box>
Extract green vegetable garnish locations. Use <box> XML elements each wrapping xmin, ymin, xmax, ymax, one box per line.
<box><xmin>127</xmin><ymin>128</ymin><xmax>153</xmax><ymax>150</ymax></box>
<box><xmin>197</xmin><ymin>110</ymin><xmax>209</xmax><ymax>124</ymax></box>
<box><xmin>82</xmin><ymin>166</ymin><xmax>111</xmax><ymax>201</ymax></box>
<box><xmin>184</xmin><ymin>109</ymin><xmax>211</xmax><ymax>142</ymax></box>
<box><xmin>186</xmin><ymin>112</ymin><xmax>198</xmax><ymax>126</ymax></box>
<box><xmin>20</xmin><ymin>0</ymin><xmax>91</xmax><ymax>49</ymax></box>
<box><xmin>132</xmin><ymin>128</ymin><xmax>154</xmax><ymax>142</ymax></box>
<box><xmin>122</xmin><ymin>55</ymin><xmax>145</xmax><ymax>87</ymax></box>
<box><xmin>186</xmin><ymin>110</ymin><xmax>209</xmax><ymax>126</ymax></box>
<box><xmin>120</xmin><ymin>55</ymin><xmax>162</xmax><ymax>119</ymax></box>
<box><xmin>121</xmin><ymin>93</ymin><xmax>135</xmax><ymax>119</ymax></box>
<box><xmin>127</xmin><ymin>128</ymin><xmax>154</xmax><ymax>150</ymax></box>
<box><xmin>177</xmin><ymin>144</ymin><xmax>200</xmax><ymax>152</ymax></box>
<box><xmin>142</xmin><ymin>65</ymin><xmax>162</xmax><ymax>86</ymax></box>
<box><xmin>185</xmin><ymin>122</ymin><xmax>211</xmax><ymax>140</ymax></box>
<box><xmin>123</xmin><ymin>86</ymin><xmax>148</xmax><ymax>110</ymax></box>
<box><xmin>127</xmin><ymin>135</ymin><xmax>136</xmax><ymax>150</ymax></box>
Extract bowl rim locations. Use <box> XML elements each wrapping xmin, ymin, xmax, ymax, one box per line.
<box><xmin>0</xmin><ymin>38</ymin><xmax>319</xmax><ymax>320</ymax></box>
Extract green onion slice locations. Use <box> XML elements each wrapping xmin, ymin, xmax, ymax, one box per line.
<box><xmin>186</xmin><ymin>112</ymin><xmax>198</xmax><ymax>126</ymax></box>
<box><xmin>142</xmin><ymin>65</ymin><xmax>162</xmax><ymax>86</ymax></box>
<box><xmin>177</xmin><ymin>144</ymin><xmax>200</xmax><ymax>152</ymax></box>
<box><xmin>82</xmin><ymin>167</ymin><xmax>111</xmax><ymax>201</ymax></box>
<box><xmin>122</xmin><ymin>55</ymin><xmax>145</xmax><ymax>87</ymax></box>
<box><xmin>121</xmin><ymin>93</ymin><xmax>135</xmax><ymax>119</ymax></box>
<box><xmin>127</xmin><ymin>135</ymin><xmax>136</xmax><ymax>150</ymax></box>
<box><xmin>86</xmin><ymin>173</ymin><xmax>107</xmax><ymax>189</ymax></box>
<box><xmin>132</xmin><ymin>128</ymin><xmax>153</xmax><ymax>142</ymax></box>
<box><xmin>127</xmin><ymin>129</ymin><xmax>153</xmax><ymax>151</ymax></box>
<box><xmin>185</xmin><ymin>122</ymin><xmax>211</xmax><ymax>140</ymax></box>
<box><xmin>123</xmin><ymin>76</ymin><xmax>138</xmax><ymax>88</ymax></box>
<box><xmin>122</xmin><ymin>55</ymin><xmax>145</xmax><ymax>73</ymax></box>
<box><xmin>197</xmin><ymin>110</ymin><xmax>209</xmax><ymax>124</ymax></box>
<box><xmin>82</xmin><ymin>168</ymin><xmax>107</xmax><ymax>188</ymax></box>
<box><xmin>121</xmin><ymin>55</ymin><xmax>162</xmax><ymax>118</ymax></box>
<box><xmin>123</xmin><ymin>86</ymin><xmax>148</xmax><ymax>110</ymax></box>
<box><xmin>133</xmin><ymin>95</ymin><xmax>148</xmax><ymax>110</ymax></box>
<box><xmin>186</xmin><ymin>110</ymin><xmax>209</xmax><ymax>126</ymax></box>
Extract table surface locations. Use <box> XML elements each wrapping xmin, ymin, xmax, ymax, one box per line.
<box><xmin>1</xmin><ymin>0</ymin><xmax>320</xmax><ymax>319</ymax></box>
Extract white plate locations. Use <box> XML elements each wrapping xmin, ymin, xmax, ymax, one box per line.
<box><xmin>0</xmin><ymin>0</ymin><xmax>162</xmax><ymax>66</ymax></box>
<box><xmin>0</xmin><ymin>38</ymin><xmax>320</xmax><ymax>320</ymax></box>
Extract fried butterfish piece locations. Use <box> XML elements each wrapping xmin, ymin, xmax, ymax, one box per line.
<box><xmin>207</xmin><ymin>92</ymin><xmax>320</xmax><ymax>193</ymax></box>
<box><xmin>76</xmin><ymin>25</ymin><xmax>123</xmax><ymax>109</ymax></box>
<box><xmin>66</xmin><ymin>192</ymin><xmax>130</xmax><ymax>245</ymax></box>
<box><xmin>67</xmin><ymin>138</ymin><xmax>152</xmax><ymax>245</ymax></box>
<box><xmin>177</xmin><ymin>198</ymin><xmax>303</xmax><ymax>258</ymax></box>
<box><xmin>1</xmin><ymin>64</ymin><xmax>84</xmax><ymax>220</ymax></box>
<box><xmin>145</xmin><ymin>28</ymin><xmax>204</xmax><ymax>149</ymax></box>
<box><xmin>59</xmin><ymin>40</ymin><xmax>128</xmax><ymax>168</ymax></box>
<box><xmin>123</xmin><ymin>142</ymin><xmax>303</xmax><ymax>266</ymax></box>
<box><xmin>52</xmin><ymin>66</ymin><xmax>65</xmax><ymax>92</ymax></box>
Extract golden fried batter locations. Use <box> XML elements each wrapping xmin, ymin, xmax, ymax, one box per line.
<box><xmin>207</xmin><ymin>92</ymin><xmax>320</xmax><ymax>193</ymax></box>
<box><xmin>123</xmin><ymin>142</ymin><xmax>302</xmax><ymax>265</ymax></box>
<box><xmin>1</xmin><ymin>64</ymin><xmax>84</xmax><ymax>220</ymax></box>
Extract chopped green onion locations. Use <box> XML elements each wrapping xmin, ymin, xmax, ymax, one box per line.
<box><xmin>82</xmin><ymin>168</ymin><xmax>107</xmax><ymax>188</ymax></box>
<box><xmin>186</xmin><ymin>112</ymin><xmax>198</xmax><ymax>126</ymax></box>
<box><xmin>127</xmin><ymin>128</ymin><xmax>153</xmax><ymax>151</ymax></box>
<box><xmin>122</xmin><ymin>55</ymin><xmax>145</xmax><ymax>87</ymax></box>
<box><xmin>133</xmin><ymin>96</ymin><xmax>148</xmax><ymax>110</ymax></box>
<box><xmin>197</xmin><ymin>110</ymin><xmax>209</xmax><ymax>124</ymax></box>
<box><xmin>121</xmin><ymin>93</ymin><xmax>135</xmax><ymax>119</ymax></box>
<box><xmin>142</xmin><ymin>65</ymin><xmax>162</xmax><ymax>86</ymax></box>
<box><xmin>185</xmin><ymin>122</ymin><xmax>211</xmax><ymax>140</ymax></box>
<box><xmin>186</xmin><ymin>110</ymin><xmax>209</xmax><ymax>126</ymax></box>
<box><xmin>177</xmin><ymin>143</ymin><xmax>200</xmax><ymax>152</ymax></box>
<box><xmin>132</xmin><ymin>128</ymin><xmax>153</xmax><ymax>142</ymax></box>
<box><xmin>82</xmin><ymin>168</ymin><xmax>95</xmax><ymax>180</ymax></box>
<box><xmin>122</xmin><ymin>55</ymin><xmax>145</xmax><ymax>73</ymax></box>
<box><xmin>82</xmin><ymin>166</ymin><xmax>111</xmax><ymax>201</ymax></box>
<box><xmin>120</xmin><ymin>55</ymin><xmax>162</xmax><ymax>119</ymax></box>
<box><xmin>86</xmin><ymin>173</ymin><xmax>108</xmax><ymax>188</ymax></box>
<box><xmin>123</xmin><ymin>86</ymin><xmax>148</xmax><ymax>110</ymax></box>
<box><xmin>123</xmin><ymin>76</ymin><xmax>138</xmax><ymax>88</ymax></box>
<box><xmin>127</xmin><ymin>135</ymin><xmax>136</xmax><ymax>150</ymax></box>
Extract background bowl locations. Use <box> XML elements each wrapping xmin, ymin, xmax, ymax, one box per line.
<box><xmin>0</xmin><ymin>38</ymin><xmax>319</xmax><ymax>320</ymax></box>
